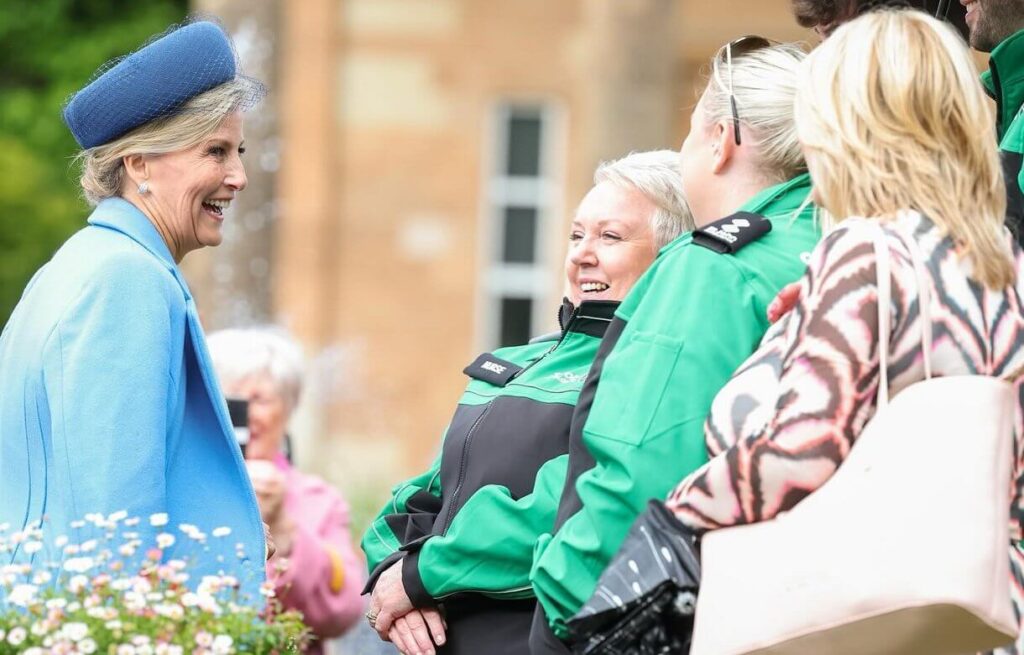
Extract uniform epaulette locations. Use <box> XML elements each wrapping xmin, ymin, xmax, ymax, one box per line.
<box><xmin>692</xmin><ymin>211</ymin><xmax>772</xmax><ymax>254</ymax></box>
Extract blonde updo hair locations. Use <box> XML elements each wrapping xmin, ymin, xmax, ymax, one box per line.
<box><xmin>795</xmin><ymin>9</ymin><xmax>1012</xmax><ymax>289</ymax></box>
<box><xmin>702</xmin><ymin>41</ymin><xmax>809</xmax><ymax>184</ymax></box>
<box><xmin>75</xmin><ymin>78</ymin><xmax>253</xmax><ymax>206</ymax></box>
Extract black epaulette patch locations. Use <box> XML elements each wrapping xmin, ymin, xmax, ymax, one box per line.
<box><xmin>463</xmin><ymin>353</ymin><xmax>523</xmax><ymax>386</ymax></box>
<box><xmin>693</xmin><ymin>212</ymin><xmax>771</xmax><ymax>254</ymax></box>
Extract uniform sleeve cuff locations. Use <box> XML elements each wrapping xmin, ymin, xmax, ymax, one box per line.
<box><xmin>402</xmin><ymin>549</ymin><xmax>434</xmax><ymax>608</ymax></box>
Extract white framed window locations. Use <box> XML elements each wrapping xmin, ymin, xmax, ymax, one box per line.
<box><xmin>477</xmin><ymin>102</ymin><xmax>565</xmax><ymax>349</ymax></box>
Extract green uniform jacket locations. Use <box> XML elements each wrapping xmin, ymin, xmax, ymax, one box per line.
<box><xmin>982</xmin><ymin>28</ymin><xmax>1024</xmax><ymax>244</ymax></box>
<box><xmin>361</xmin><ymin>301</ymin><xmax>618</xmax><ymax>605</ymax></box>
<box><xmin>530</xmin><ymin>175</ymin><xmax>820</xmax><ymax>639</ymax></box>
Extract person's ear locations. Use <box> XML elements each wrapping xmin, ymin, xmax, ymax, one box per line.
<box><xmin>711</xmin><ymin>119</ymin><xmax>737</xmax><ymax>175</ymax></box>
<box><xmin>122</xmin><ymin>153</ymin><xmax>151</xmax><ymax>189</ymax></box>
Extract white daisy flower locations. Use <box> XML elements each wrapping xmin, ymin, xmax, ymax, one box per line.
<box><xmin>7</xmin><ymin>627</ymin><xmax>27</xmax><ymax>645</ymax></box>
<box><xmin>61</xmin><ymin>622</ymin><xmax>89</xmax><ymax>642</ymax></box>
<box><xmin>212</xmin><ymin>635</ymin><xmax>233</xmax><ymax>655</ymax></box>
<box><xmin>63</xmin><ymin>556</ymin><xmax>94</xmax><ymax>573</ymax></box>
<box><xmin>9</xmin><ymin>583</ymin><xmax>38</xmax><ymax>607</ymax></box>
<box><xmin>67</xmin><ymin>574</ymin><xmax>89</xmax><ymax>594</ymax></box>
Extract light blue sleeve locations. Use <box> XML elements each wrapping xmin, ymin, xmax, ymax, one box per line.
<box><xmin>44</xmin><ymin>253</ymin><xmax>183</xmax><ymax>524</ymax></box>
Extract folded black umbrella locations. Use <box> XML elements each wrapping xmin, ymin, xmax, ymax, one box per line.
<box><xmin>567</xmin><ymin>500</ymin><xmax>702</xmax><ymax>655</ymax></box>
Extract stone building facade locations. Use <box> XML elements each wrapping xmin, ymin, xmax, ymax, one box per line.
<box><xmin>186</xmin><ymin>0</ymin><xmax>812</xmax><ymax>500</ymax></box>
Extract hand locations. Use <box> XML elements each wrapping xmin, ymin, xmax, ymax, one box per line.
<box><xmin>388</xmin><ymin>609</ymin><xmax>447</xmax><ymax>655</ymax></box>
<box><xmin>245</xmin><ymin>459</ymin><xmax>288</xmax><ymax>526</ymax></box>
<box><xmin>370</xmin><ymin>560</ymin><xmax>446</xmax><ymax>646</ymax></box>
<box><xmin>368</xmin><ymin>561</ymin><xmax>418</xmax><ymax>640</ymax></box>
<box><xmin>264</xmin><ymin>522</ymin><xmax>276</xmax><ymax>561</ymax></box>
<box><xmin>767</xmin><ymin>282</ymin><xmax>801</xmax><ymax>324</ymax></box>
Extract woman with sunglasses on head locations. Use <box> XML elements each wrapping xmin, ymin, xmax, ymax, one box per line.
<box><xmin>530</xmin><ymin>38</ymin><xmax>822</xmax><ymax>653</ymax></box>
<box><xmin>667</xmin><ymin>9</ymin><xmax>1024</xmax><ymax>653</ymax></box>
<box><xmin>678</xmin><ymin>37</ymin><xmax>811</xmax><ymax>236</ymax></box>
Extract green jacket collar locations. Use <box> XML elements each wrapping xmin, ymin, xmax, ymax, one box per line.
<box><xmin>654</xmin><ymin>173</ymin><xmax>813</xmax><ymax>258</ymax></box>
<box><xmin>740</xmin><ymin>172</ymin><xmax>812</xmax><ymax>217</ymax></box>
<box><xmin>983</xmin><ymin>29</ymin><xmax>1024</xmax><ymax>141</ymax></box>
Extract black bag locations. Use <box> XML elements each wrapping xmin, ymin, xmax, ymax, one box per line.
<box><xmin>567</xmin><ymin>500</ymin><xmax>701</xmax><ymax>655</ymax></box>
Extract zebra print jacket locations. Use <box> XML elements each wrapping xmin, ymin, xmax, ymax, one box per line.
<box><xmin>666</xmin><ymin>211</ymin><xmax>1024</xmax><ymax>655</ymax></box>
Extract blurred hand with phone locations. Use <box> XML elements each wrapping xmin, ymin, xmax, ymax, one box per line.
<box><xmin>209</xmin><ymin>328</ymin><xmax>367</xmax><ymax>651</ymax></box>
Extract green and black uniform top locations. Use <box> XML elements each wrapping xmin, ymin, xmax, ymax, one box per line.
<box><xmin>360</xmin><ymin>299</ymin><xmax>618</xmax><ymax>606</ymax></box>
<box><xmin>983</xmin><ymin>28</ymin><xmax>1024</xmax><ymax>245</ymax></box>
<box><xmin>529</xmin><ymin>174</ymin><xmax>821</xmax><ymax>645</ymax></box>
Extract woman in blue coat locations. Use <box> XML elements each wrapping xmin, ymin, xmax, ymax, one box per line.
<box><xmin>0</xmin><ymin>20</ymin><xmax>267</xmax><ymax>598</ymax></box>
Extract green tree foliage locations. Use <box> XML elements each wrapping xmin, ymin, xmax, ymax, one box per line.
<box><xmin>0</xmin><ymin>0</ymin><xmax>188</xmax><ymax>326</ymax></box>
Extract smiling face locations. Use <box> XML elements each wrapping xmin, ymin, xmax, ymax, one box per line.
<box><xmin>963</xmin><ymin>0</ymin><xmax>1024</xmax><ymax>51</ymax></box>
<box><xmin>220</xmin><ymin>371</ymin><xmax>290</xmax><ymax>461</ymax></box>
<box><xmin>134</xmin><ymin>111</ymin><xmax>248</xmax><ymax>260</ymax></box>
<box><xmin>564</xmin><ymin>181</ymin><xmax>660</xmax><ymax>306</ymax></box>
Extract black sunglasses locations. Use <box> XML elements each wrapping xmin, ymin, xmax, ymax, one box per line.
<box><xmin>713</xmin><ymin>35</ymin><xmax>774</xmax><ymax>146</ymax></box>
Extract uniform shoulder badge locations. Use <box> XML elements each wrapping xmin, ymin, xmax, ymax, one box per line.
<box><xmin>463</xmin><ymin>352</ymin><xmax>523</xmax><ymax>386</ymax></box>
<box><xmin>693</xmin><ymin>211</ymin><xmax>771</xmax><ymax>254</ymax></box>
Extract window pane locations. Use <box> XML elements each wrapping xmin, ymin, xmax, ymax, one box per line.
<box><xmin>502</xmin><ymin>206</ymin><xmax>537</xmax><ymax>263</ymax></box>
<box><xmin>500</xmin><ymin>297</ymin><xmax>533</xmax><ymax>347</ymax></box>
<box><xmin>506</xmin><ymin>113</ymin><xmax>542</xmax><ymax>176</ymax></box>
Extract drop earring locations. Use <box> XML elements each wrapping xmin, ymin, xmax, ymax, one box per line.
<box><xmin>138</xmin><ymin>182</ymin><xmax>149</xmax><ymax>195</ymax></box>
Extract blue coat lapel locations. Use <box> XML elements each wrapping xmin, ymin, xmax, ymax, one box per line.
<box><xmin>88</xmin><ymin>199</ymin><xmax>260</xmax><ymax>542</ymax></box>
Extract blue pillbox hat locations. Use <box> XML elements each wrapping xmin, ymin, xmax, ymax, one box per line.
<box><xmin>63</xmin><ymin>21</ymin><xmax>238</xmax><ymax>149</ymax></box>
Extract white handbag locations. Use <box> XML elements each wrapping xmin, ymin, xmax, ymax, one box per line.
<box><xmin>690</xmin><ymin>222</ymin><xmax>1019</xmax><ymax>655</ymax></box>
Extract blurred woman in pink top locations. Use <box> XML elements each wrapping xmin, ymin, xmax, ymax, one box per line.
<box><xmin>208</xmin><ymin>327</ymin><xmax>366</xmax><ymax>653</ymax></box>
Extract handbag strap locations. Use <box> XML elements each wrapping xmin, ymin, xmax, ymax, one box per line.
<box><xmin>872</xmin><ymin>226</ymin><xmax>893</xmax><ymax>409</ymax></box>
<box><xmin>900</xmin><ymin>227</ymin><xmax>934</xmax><ymax>380</ymax></box>
<box><xmin>870</xmin><ymin>217</ymin><xmax>935</xmax><ymax>410</ymax></box>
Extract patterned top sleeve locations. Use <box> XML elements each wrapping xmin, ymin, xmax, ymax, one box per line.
<box><xmin>665</xmin><ymin>222</ymin><xmax>907</xmax><ymax>533</ymax></box>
